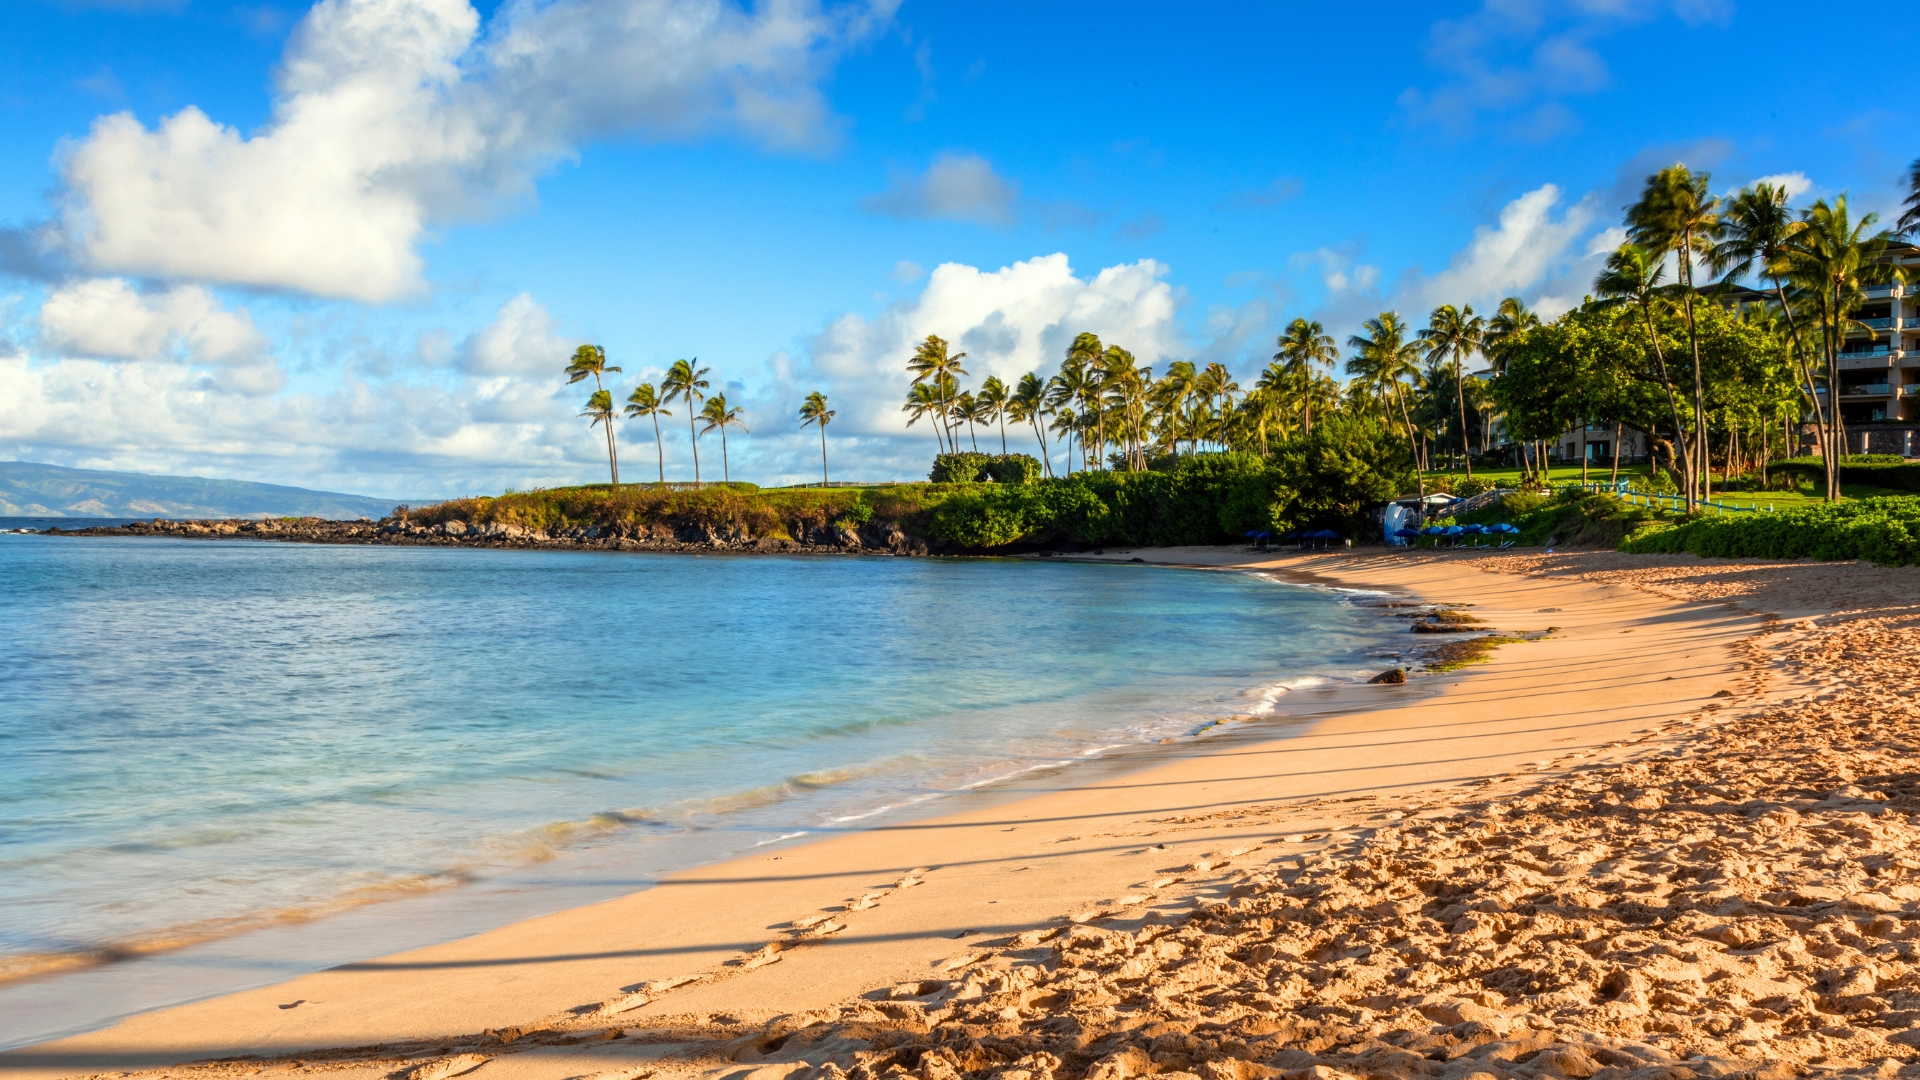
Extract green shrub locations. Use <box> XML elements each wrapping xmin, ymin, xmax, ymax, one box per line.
<box><xmin>1620</xmin><ymin>496</ymin><xmax>1920</xmax><ymax>566</ymax></box>
<box><xmin>1454</xmin><ymin>475</ymin><xmax>1500</xmax><ymax>498</ymax></box>
<box><xmin>837</xmin><ymin>501</ymin><xmax>875</xmax><ymax>526</ymax></box>
<box><xmin>930</xmin><ymin>453</ymin><xmax>992</xmax><ymax>483</ymax></box>
<box><xmin>983</xmin><ymin>454</ymin><xmax>1042</xmax><ymax>484</ymax></box>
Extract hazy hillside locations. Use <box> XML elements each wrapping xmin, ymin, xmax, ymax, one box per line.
<box><xmin>0</xmin><ymin>461</ymin><xmax>400</xmax><ymax>520</ymax></box>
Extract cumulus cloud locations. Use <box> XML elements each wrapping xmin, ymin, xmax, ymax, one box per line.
<box><xmin>1414</xmin><ymin>183</ymin><xmax>1601</xmax><ymax>312</ymax></box>
<box><xmin>1748</xmin><ymin>171</ymin><xmax>1814</xmax><ymax>200</ymax></box>
<box><xmin>457</xmin><ymin>292</ymin><xmax>572</xmax><ymax>375</ymax></box>
<box><xmin>861</xmin><ymin>152</ymin><xmax>1018</xmax><ymax>226</ymax></box>
<box><xmin>38</xmin><ymin>278</ymin><xmax>286</xmax><ymax>395</ymax></box>
<box><xmin>56</xmin><ymin>0</ymin><xmax>892</xmax><ymax>302</ymax></box>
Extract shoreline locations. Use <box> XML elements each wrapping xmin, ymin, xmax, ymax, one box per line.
<box><xmin>0</xmin><ymin>554</ymin><xmax>1409</xmax><ymax>1049</ymax></box>
<box><xmin>0</xmin><ymin>545</ymin><xmax>1776</xmax><ymax>1080</ymax></box>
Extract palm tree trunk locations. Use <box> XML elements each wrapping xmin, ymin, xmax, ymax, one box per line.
<box><xmin>688</xmin><ymin>408</ymin><xmax>701</xmax><ymax>487</ymax></box>
<box><xmin>1639</xmin><ymin>302</ymin><xmax>1693</xmax><ymax>505</ymax></box>
<box><xmin>1393</xmin><ymin>385</ymin><xmax>1426</xmax><ymax>509</ymax></box>
<box><xmin>1610</xmin><ymin>421</ymin><xmax>1622</xmax><ymax>486</ymax></box>
<box><xmin>997</xmin><ymin>411</ymin><xmax>1007</xmax><ymax>455</ymax></box>
<box><xmin>720</xmin><ymin>425</ymin><xmax>729</xmax><ymax>484</ymax></box>
<box><xmin>652</xmin><ymin>415</ymin><xmax>665</xmax><ymax>485</ymax></box>
<box><xmin>1031</xmin><ymin>418</ymin><xmax>1051</xmax><ymax>477</ymax></box>
<box><xmin>1769</xmin><ymin>277</ymin><xmax>1831</xmax><ymax>496</ymax></box>
<box><xmin>820</xmin><ymin>425</ymin><xmax>830</xmax><ymax>486</ymax></box>
<box><xmin>1453</xmin><ymin>355</ymin><xmax>1471</xmax><ymax>477</ymax></box>
<box><xmin>1680</xmin><ymin>237</ymin><xmax>1706</xmax><ymax>513</ymax></box>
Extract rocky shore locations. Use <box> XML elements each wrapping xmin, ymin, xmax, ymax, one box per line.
<box><xmin>42</xmin><ymin>516</ymin><xmax>939</xmax><ymax>556</ymax></box>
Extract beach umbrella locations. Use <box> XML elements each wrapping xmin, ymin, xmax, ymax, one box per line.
<box><xmin>1421</xmin><ymin>525</ymin><xmax>1444</xmax><ymax>536</ymax></box>
<box><xmin>1461</xmin><ymin>524</ymin><xmax>1485</xmax><ymax>534</ymax></box>
<box><xmin>1392</xmin><ymin>527</ymin><xmax>1421</xmax><ymax>538</ymax></box>
<box><xmin>1313</xmin><ymin>529</ymin><xmax>1340</xmax><ymax>539</ymax></box>
<box><xmin>1443</xmin><ymin>525</ymin><xmax>1464</xmax><ymax>535</ymax></box>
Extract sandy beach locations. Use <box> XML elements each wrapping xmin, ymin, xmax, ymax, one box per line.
<box><xmin>10</xmin><ymin>546</ymin><xmax>1918</xmax><ymax>1080</ymax></box>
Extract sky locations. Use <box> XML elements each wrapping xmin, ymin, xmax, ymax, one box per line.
<box><xmin>0</xmin><ymin>0</ymin><xmax>1912</xmax><ymax>499</ymax></box>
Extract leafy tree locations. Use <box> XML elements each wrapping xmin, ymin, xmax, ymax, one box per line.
<box><xmin>565</xmin><ymin>344</ymin><xmax>623</xmax><ymax>485</ymax></box>
<box><xmin>661</xmin><ymin>359</ymin><xmax>710</xmax><ymax>487</ymax></box>
<box><xmin>1593</xmin><ymin>243</ymin><xmax>1692</xmax><ymax>490</ymax></box>
<box><xmin>1269</xmin><ymin>413</ymin><xmax>1414</xmax><ymax>536</ymax></box>
<box><xmin>623</xmin><ymin>382</ymin><xmax>670</xmax><ymax>485</ymax></box>
<box><xmin>798</xmin><ymin>391</ymin><xmax>835</xmax><ymax>486</ymax></box>
<box><xmin>1346</xmin><ymin>312</ymin><xmax>1426</xmax><ymax>504</ymax></box>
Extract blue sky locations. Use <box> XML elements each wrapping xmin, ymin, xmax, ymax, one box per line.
<box><xmin>0</xmin><ymin>0</ymin><xmax>1912</xmax><ymax>498</ymax></box>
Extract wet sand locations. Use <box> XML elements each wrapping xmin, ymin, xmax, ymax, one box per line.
<box><xmin>9</xmin><ymin>547</ymin><xmax>1898</xmax><ymax>1080</ymax></box>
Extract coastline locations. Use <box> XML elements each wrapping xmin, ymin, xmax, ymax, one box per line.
<box><xmin>0</xmin><ymin>545</ymin><xmax>1778</xmax><ymax>1080</ymax></box>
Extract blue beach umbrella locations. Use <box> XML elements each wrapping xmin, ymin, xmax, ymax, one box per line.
<box><xmin>1392</xmin><ymin>527</ymin><xmax>1421</xmax><ymax>538</ymax></box>
<box><xmin>1443</xmin><ymin>525</ymin><xmax>1464</xmax><ymax>535</ymax></box>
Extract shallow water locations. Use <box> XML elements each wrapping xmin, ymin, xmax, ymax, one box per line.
<box><xmin>0</xmin><ymin>534</ymin><xmax>1397</xmax><ymax>1040</ymax></box>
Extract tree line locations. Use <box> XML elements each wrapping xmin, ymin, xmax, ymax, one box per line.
<box><xmin>564</xmin><ymin>351</ymin><xmax>837</xmax><ymax>487</ymax></box>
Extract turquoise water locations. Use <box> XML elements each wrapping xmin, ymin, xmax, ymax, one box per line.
<box><xmin>0</xmin><ymin>533</ymin><xmax>1394</xmax><ymax>1004</ymax></box>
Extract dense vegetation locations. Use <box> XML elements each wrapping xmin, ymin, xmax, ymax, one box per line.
<box><xmin>1621</xmin><ymin>497</ymin><xmax>1920</xmax><ymax>566</ymax></box>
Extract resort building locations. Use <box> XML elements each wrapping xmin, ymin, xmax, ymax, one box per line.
<box><xmin>1554</xmin><ymin>423</ymin><xmax>1651</xmax><ymax>465</ymax></box>
<box><xmin>1807</xmin><ymin>241</ymin><xmax>1920</xmax><ymax>455</ymax></box>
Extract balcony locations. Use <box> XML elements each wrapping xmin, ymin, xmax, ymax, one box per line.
<box><xmin>1841</xmin><ymin>343</ymin><xmax>1894</xmax><ymax>359</ymax></box>
<box><xmin>1860</xmin><ymin>317</ymin><xmax>1897</xmax><ymax>331</ymax></box>
<box><xmin>1903</xmin><ymin>385</ymin><xmax>1920</xmax><ymax>398</ymax></box>
<box><xmin>1841</xmin><ymin>383</ymin><xmax>1893</xmax><ymax>397</ymax></box>
<box><xmin>1843</xmin><ymin>354</ymin><xmax>1896</xmax><ymax>370</ymax></box>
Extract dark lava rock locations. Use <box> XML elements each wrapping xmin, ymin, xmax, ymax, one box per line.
<box><xmin>1367</xmin><ymin>668</ymin><xmax>1408</xmax><ymax>684</ymax></box>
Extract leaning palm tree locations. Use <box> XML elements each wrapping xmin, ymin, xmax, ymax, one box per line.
<box><xmin>1778</xmin><ymin>196</ymin><xmax>1901</xmax><ymax>491</ymax></box>
<box><xmin>1065</xmin><ymin>333</ymin><xmax>1107</xmax><ymax>464</ymax></box>
<box><xmin>1195</xmin><ymin>362</ymin><xmax>1240</xmax><ymax>450</ymax></box>
<box><xmin>1008</xmin><ymin>372</ymin><xmax>1052</xmax><ymax>474</ymax></box>
<box><xmin>1273</xmin><ymin>318</ymin><xmax>1337</xmax><ymax>436</ymax></box>
<box><xmin>623</xmin><ymin>383</ymin><xmax>671</xmax><ymax>485</ymax></box>
<box><xmin>1593</xmin><ymin>243</ymin><xmax>1692</xmax><ymax>497</ymax></box>
<box><xmin>798</xmin><ymin>391</ymin><xmax>835</xmax><ymax>486</ymax></box>
<box><xmin>1713</xmin><ymin>182</ymin><xmax>1829</xmax><ymax>496</ymax></box>
<box><xmin>1048</xmin><ymin>360</ymin><xmax>1096</xmax><ymax>470</ymax></box>
<box><xmin>976</xmin><ymin>376</ymin><xmax>1011</xmax><ymax>454</ymax></box>
<box><xmin>698</xmin><ymin>394</ymin><xmax>747</xmax><ymax>484</ymax></box>
<box><xmin>906</xmin><ymin>335</ymin><xmax>968</xmax><ymax>450</ymax></box>
<box><xmin>1155</xmin><ymin>360</ymin><xmax>1199</xmax><ymax>455</ymax></box>
<box><xmin>1418</xmin><ymin>304</ymin><xmax>1485</xmax><ymax>476</ymax></box>
<box><xmin>1627</xmin><ymin>164</ymin><xmax>1720</xmax><ymax>506</ymax></box>
<box><xmin>565</xmin><ymin>344</ymin><xmax>623</xmax><ymax>485</ymax></box>
<box><xmin>903</xmin><ymin>381</ymin><xmax>948</xmax><ymax>454</ymax></box>
<box><xmin>660</xmin><ymin>359</ymin><xmax>710</xmax><ymax>486</ymax></box>
<box><xmin>1348</xmin><ymin>312</ymin><xmax>1426</xmax><ymax>505</ymax></box>
<box><xmin>579</xmin><ymin>389</ymin><xmax>619</xmax><ymax>485</ymax></box>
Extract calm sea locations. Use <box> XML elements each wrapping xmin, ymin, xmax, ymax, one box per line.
<box><xmin>0</xmin><ymin>530</ymin><xmax>1398</xmax><ymax>1045</ymax></box>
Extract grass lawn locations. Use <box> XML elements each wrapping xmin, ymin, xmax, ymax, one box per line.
<box><xmin>1421</xmin><ymin>463</ymin><xmax>1909</xmax><ymax>511</ymax></box>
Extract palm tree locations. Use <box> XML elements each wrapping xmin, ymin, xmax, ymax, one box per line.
<box><xmin>1593</xmin><ymin>243</ymin><xmax>1692</xmax><ymax>496</ymax></box>
<box><xmin>623</xmin><ymin>382</ymin><xmax>671</xmax><ymax>486</ymax></box>
<box><xmin>1195</xmin><ymin>362</ymin><xmax>1239</xmax><ymax>450</ymax></box>
<box><xmin>1155</xmin><ymin>360</ymin><xmax>1199</xmax><ymax>455</ymax></box>
<box><xmin>1273</xmin><ymin>318</ymin><xmax>1337</xmax><ymax>436</ymax></box>
<box><xmin>579</xmin><ymin>389</ymin><xmax>619</xmax><ymax>485</ymax></box>
<box><xmin>903</xmin><ymin>381</ymin><xmax>947</xmax><ymax>454</ymax></box>
<box><xmin>1009</xmin><ymin>373</ymin><xmax>1052</xmax><ymax>474</ymax></box>
<box><xmin>1419</xmin><ymin>304</ymin><xmax>1485</xmax><ymax>475</ymax></box>
<box><xmin>698</xmin><ymin>394</ymin><xmax>747</xmax><ymax>484</ymax></box>
<box><xmin>906</xmin><ymin>335</ymin><xmax>968</xmax><ymax>451</ymax></box>
<box><xmin>1778</xmin><ymin>196</ymin><xmax>1901</xmax><ymax>488</ymax></box>
<box><xmin>1048</xmin><ymin>360</ymin><xmax>1095</xmax><ymax>471</ymax></box>
<box><xmin>660</xmin><ymin>359</ymin><xmax>710</xmax><ymax>486</ymax></box>
<box><xmin>1064</xmin><ymin>333</ymin><xmax>1107</xmax><ymax>465</ymax></box>
<box><xmin>1348</xmin><ymin>312</ymin><xmax>1426</xmax><ymax>505</ymax></box>
<box><xmin>565</xmin><ymin>344</ymin><xmax>623</xmax><ymax>486</ymax></box>
<box><xmin>1714</xmin><ymin>181</ymin><xmax>1829</xmax><ymax>496</ymax></box>
<box><xmin>798</xmin><ymin>391</ymin><xmax>835</xmax><ymax>486</ymax></box>
<box><xmin>1100</xmin><ymin>348</ymin><xmax>1147</xmax><ymax>469</ymax></box>
<box><xmin>1483</xmin><ymin>297</ymin><xmax>1544</xmax><ymax>482</ymax></box>
<box><xmin>976</xmin><ymin>376</ymin><xmax>1011</xmax><ymax>454</ymax></box>
<box><xmin>1899</xmin><ymin>157</ymin><xmax>1920</xmax><ymax>236</ymax></box>
<box><xmin>1627</xmin><ymin>164</ymin><xmax>1720</xmax><ymax>506</ymax></box>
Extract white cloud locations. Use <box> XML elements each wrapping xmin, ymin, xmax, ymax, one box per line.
<box><xmin>56</xmin><ymin>0</ymin><xmax>892</xmax><ymax>302</ymax></box>
<box><xmin>890</xmin><ymin>260</ymin><xmax>925</xmax><ymax>282</ymax></box>
<box><xmin>38</xmin><ymin>278</ymin><xmax>286</xmax><ymax>395</ymax></box>
<box><xmin>1415</xmin><ymin>183</ymin><xmax>1600</xmax><ymax>312</ymax></box>
<box><xmin>861</xmin><ymin>152</ymin><xmax>1018</xmax><ymax>226</ymax></box>
<box><xmin>1749</xmin><ymin>171</ymin><xmax>1814</xmax><ymax>200</ymax></box>
<box><xmin>457</xmin><ymin>292</ymin><xmax>572</xmax><ymax>376</ymax></box>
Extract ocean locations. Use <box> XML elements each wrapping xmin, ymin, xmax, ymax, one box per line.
<box><xmin>0</xmin><ymin>530</ymin><xmax>1400</xmax><ymax>1046</ymax></box>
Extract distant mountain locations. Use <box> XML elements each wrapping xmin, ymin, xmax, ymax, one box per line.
<box><xmin>0</xmin><ymin>461</ymin><xmax>401</xmax><ymax>520</ymax></box>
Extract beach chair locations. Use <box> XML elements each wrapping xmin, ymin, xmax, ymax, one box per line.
<box><xmin>1497</xmin><ymin>539</ymin><xmax>1516</xmax><ymax>549</ymax></box>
